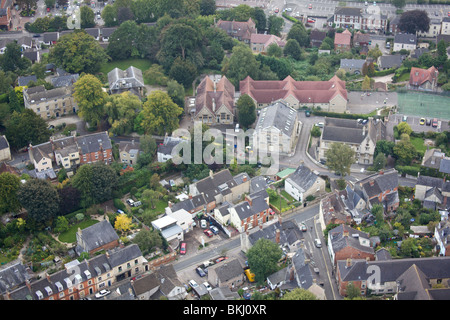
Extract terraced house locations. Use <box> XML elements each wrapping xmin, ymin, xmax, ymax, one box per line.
<box><xmin>5</xmin><ymin>244</ymin><xmax>147</xmax><ymax>300</ymax></box>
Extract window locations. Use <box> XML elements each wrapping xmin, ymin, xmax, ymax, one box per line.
<box><xmin>118</xmin><ymin>266</ymin><xmax>122</xmax><ymax>272</ymax></box>
<box><xmin>135</xmin><ymin>259</ymin><xmax>138</xmax><ymax>265</ymax></box>
<box><xmin>127</xmin><ymin>263</ymin><xmax>131</xmax><ymax>269</ymax></box>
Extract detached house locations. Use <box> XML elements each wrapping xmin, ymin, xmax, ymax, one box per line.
<box><xmin>284</xmin><ymin>165</ymin><xmax>326</xmax><ymax>203</ymax></box>
<box><xmin>340</xmin><ymin>58</ymin><xmax>366</xmax><ymax>75</ymax></box>
<box><xmin>194</xmin><ymin>75</ymin><xmax>235</xmax><ymax>125</ymax></box>
<box><xmin>119</xmin><ymin>140</ymin><xmax>140</xmax><ymax>165</ymax></box>
<box><xmin>414</xmin><ymin>175</ymin><xmax>450</xmax><ymax>210</ymax></box>
<box><xmin>108</xmin><ymin>66</ymin><xmax>144</xmax><ymax>97</ymax></box>
<box><xmin>216</xmin><ymin>18</ymin><xmax>256</xmax><ymax>44</ymax></box>
<box><xmin>393</xmin><ymin>33</ymin><xmax>417</xmax><ymax>52</ymax></box>
<box><xmin>334</xmin><ymin>29</ymin><xmax>352</xmax><ymax>52</ymax></box>
<box><xmin>75</xmin><ymin>218</ymin><xmax>120</xmax><ymax>256</ymax></box>
<box><xmin>409</xmin><ymin>66</ymin><xmax>439</xmax><ymax>92</ymax></box>
<box><xmin>318</xmin><ymin>117</ymin><xmax>386</xmax><ymax>165</ymax></box>
<box><xmin>208</xmin><ymin>258</ymin><xmax>245</xmax><ymax>289</ymax></box>
<box><xmin>250</xmin><ymin>33</ymin><xmax>285</xmax><ymax>53</ymax></box>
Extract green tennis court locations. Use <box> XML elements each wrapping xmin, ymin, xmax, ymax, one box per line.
<box><xmin>397</xmin><ymin>92</ymin><xmax>450</xmax><ymax>120</ymax></box>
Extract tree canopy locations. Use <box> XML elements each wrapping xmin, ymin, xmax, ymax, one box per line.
<box><xmin>246</xmin><ymin>238</ymin><xmax>283</xmax><ymax>284</ymax></box>
<box><xmin>325</xmin><ymin>142</ymin><xmax>355</xmax><ymax>176</ymax></box>
<box><xmin>398</xmin><ymin>10</ymin><xmax>430</xmax><ymax>34</ymax></box>
<box><xmin>49</xmin><ymin>30</ymin><xmax>109</xmax><ymax>74</ymax></box>
<box><xmin>236</xmin><ymin>94</ymin><xmax>256</xmax><ymax>129</ymax></box>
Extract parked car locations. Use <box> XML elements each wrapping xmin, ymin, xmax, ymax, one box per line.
<box><xmin>308</xmin><ymin>3</ymin><xmax>312</xmax><ymax>9</ymax></box>
<box><xmin>305</xmin><ymin>110</ymin><xmax>311</xmax><ymax>117</ymax></box>
<box><xmin>315</xmin><ymin>122</ymin><xmax>324</xmax><ymax>128</ymax></box>
<box><xmin>210</xmin><ymin>226</ymin><xmax>219</xmax><ymax>235</ymax></box>
<box><xmin>274</xmin><ymin>7</ymin><xmax>279</xmax><ymax>13</ymax></box>
<box><xmin>426</xmin><ymin>118</ymin><xmax>431</xmax><ymax>126</ymax></box>
<box><xmin>200</xmin><ymin>219</ymin><xmax>207</xmax><ymax>228</ymax></box>
<box><xmin>203</xmin><ymin>282</ymin><xmax>212</xmax><ymax>291</ymax></box>
<box><xmin>419</xmin><ymin>118</ymin><xmax>426</xmax><ymax>125</ymax></box>
<box><xmin>189</xmin><ymin>280</ymin><xmax>199</xmax><ymax>288</ymax></box>
<box><xmin>432</xmin><ymin>118</ymin><xmax>438</xmax><ymax>127</ymax></box>
<box><xmin>204</xmin><ymin>229</ymin><xmax>213</xmax><ymax>238</ymax></box>
<box><xmin>196</xmin><ymin>267</ymin><xmax>206</xmax><ymax>277</ymax></box>
<box><xmin>300</xmin><ymin>223</ymin><xmax>307</xmax><ymax>232</ymax></box>
<box><xmin>95</xmin><ymin>289</ymin><xmax>111</xmax><ymax>299</ymax></box>
<box><xmin>180</xmin><ymin>242</ymin><xmax>186</xmax><ymax>255</ymax></box>
<box><xmin>126</xmin><ymin>198</ymin><xmax>135</xmax><ymax>206</ymax></box>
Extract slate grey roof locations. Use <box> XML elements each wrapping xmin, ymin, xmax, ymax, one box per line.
<box><xmin>286</xmin><ymin>165</ymin><xmax>319</xmax><ymax>193</ymax></box>
<box><xmin>339</xmin><ymin>256</ymin><xmax>450</xmax><ymax>285</ymax></box>
<box><xmin>248</xmin><ymin>220</ymin><xmax>303</xmax><ymax>247</ymax></box>
<box><xmin>357</xmin><ymin>169</ymin><xmax>398</xmax><ymax>199</ymax></box>
<box><xmin>51</xmin><ymin>73</ymin><xmax>79</xmax><ymax>88</ymax></box>
<box><xmin>101</xmin><ymin>27</ymin><xmax>117</xmax><ymax>38</ymax></box>
<box><xmin>157</xmin><ymin>137</ymin><xmax>183</xmax><ymax>156</ymax></box>
<box><xmin>108</xmin><ymin>66</ymin><xmax>144</xmax><ymax>92</ymax></box>
<box><xmin>233</xmin><ymin>194</ymin><xmax>269</xmax><ymax>220</ymax></box>
<box><xmin>340</xmin><ymin>59</ymin><xmax>366</xmax><ymax>70</ymax></box>
<box><xmin>77</xmin><ymin>219</ymin><xmax>119</xmax><ymax>253</ymax></box>
<box><xmin>106</xmin><ymin>244</ymin><xmax>142</xmax><ymax>268</ymax></box>
<box><xmin>329</xmin><ymin>224</ymin><xmax>374</xmax><ymax>255</ymax></box>
<box><xmin>194</xmin><ymin>169</ymin><xmax>242</xmax><ymax>204</ymax></box>
<box><xmin>378</xmin><ymin>55</ymin><xmax>405</xmax><ymax>69</ymax></box>
<box><xmin>24</xmin><ymin>85</ymin><xmax>71</xmax><ymax>104</ymax></box>
<box><xmin>84</xmin><ymin>28</ymin><xmax>99</xmax><ymax>38</ymax></box>
<box><xmin>291</xmin><ymin>247</ymin><xmax>314</xmax><ymax>289</ymax></box>
<box><xmin>375</xmin><ymin>248</ymin><xmax>392</xmax><ymax>261</ymax></box>
<box><xmin>75</xmin><ymin>131</ymin><xmax>112</xmax><ymax>154</ymax></box>
<box><xmin>22</xmin><ymin>50</ymin><xmax>39</xmax><ymax>63</ymax></box>
<box><xmin>417</xmin><ymin>175</ymin><xmax>444</xmax><ymax>189</ymax></box>
<box><xmin>322</xmin><ymin>117</ymin><xmax>368</xmax><ymax>144</ymax></box>
<box><xmin>0</xmin><ymin>263</ymin><xmax>31</xmax><ymax>295</ymax></box>
<box><xmin>440</xmin><ymin>158</ymin><xmax>450</xmax><ymax>174</ymax></box>
<box><xmin>0</xmin><ymin>135</ymin><xmax>10</xmax><ymax>151</ymax></box>
<box><xmin>211</xmin><ymin>258</ymin><xmax>243</xmax><ymax>283</ymax></box>
<box><xmin>250</xmin><ymin>176</ymin><xmax>268</xmax><ymax>193</ymax></box>
<box><xmin>43</xmin><ymin>32</ymin><xmax>58</xmax><ymax>43</ymax></box>
<box><xmin>255</xmin><ymin>101</ymin><xmax>298</xmax><ymax>138</ymax></box>
<box><xmin>394</xmin><ymin>33</ymin><xmax>417</xmax><ymax>45</ymax></box>
<box><xmin>335</xmin><ymin>7</ymin><xmax>362</xmax><ymax>16</ymax></box>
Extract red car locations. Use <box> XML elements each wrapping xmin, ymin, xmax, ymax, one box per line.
<box><xmin>180</xmin><ymin>242</ymin><xmax>186</xmax><ymax>255</ymax></box>
<box><xmin>204</xmin><ymin>229</ymin><xmax>213</xmax><ymax>238</ymax></box>
<box><xmin>47</xmin><ymin>7</ymin><xmax>50</xmax><ymax>12</ymax></box>
<box><xmin>308</xmin><ymin>4</ymin><xmax>312</xmax><ymax>9</ymax></box>
<box><xmin>432</xmin><ymin>118</ymin><xmax>438</xmax><ymax>127</ymax></box>
<box><xmin>274</xmin><ymin>8</ymin><xmax>279</xmax><ymax>13</ymax></box>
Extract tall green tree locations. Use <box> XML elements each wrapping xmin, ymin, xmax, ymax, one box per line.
<box><xmin>18</xmin><ymin>179</ymin><xmax>60</xmax><ymax>228</ymax></box>
<box><xmin>5</xmin><ymin>109</ymin><xmax>51</xmax><ymax>150</ymax></box>
<box><xmin>73</xmin><ymin>74</ymin><xmax>108</xmax><ymax>128</ymax></box>
<box><xmin>287</xmin><ymin>22</ymin><xmax>309</xmax><ymax>47</ymax></box>
<box><xmin>72</xmin><ymin>163</ymin><xmax>118</xmax><ymax>208</ymax></box>
<box><xmin>283</xmin><ymin>39</ymin><xmax>303</xmax><ymax>60</ymax></box>
<box><xmin>325</xmin><ymin>142</ymin><xmax>355</xmax><ymax>176</ymax></box>
<box><xmin>236</xmin><ymin>94</ymin><xmax>256</xmax><ymax>129</ymax></box>
<box><xmin>398</xmin><ymin>10</ymin><xmax>430</xmax><ymax>34</ymax></box>
<box><xmin>49</xmin><ymin>30</ymin><xmax>109</xmax><ymax>74</ymax></box>
<box><xmin>80</xmin><ymin>6</ymin><xmax>96</xmax><ymax>28</ymax></box>
<box><xmin>393</xmin><ymin>136</ymin><xmax>417</xmax><ymax>166</ymax></box>
<box><xmin>281</xmin><ymin>288</ymin><xmax>317</xmax><ymax>300</ymax></box>
<box><xmin>222</xmin><ymin>44</ymin><xmax>260</xmax><ymax>86</ymax></box>
<box><xmin>104</xmin><ymin>91</ymin><xmax>142</xmax><ymax>135</ymax></box>
<box><xmin>168</xmin><ymin>57</ymin><xmax>198</xmax><ymax>88</ymax></box>
<box><xmin>101</xmin><ymin>4</ymin><xmax>118</xmax><ymax>26</ymax></box>
<box><xmin>1</xmin><ymin>42</ymin><xmax>31</xmax><ymax>72</ymax></box>
<box><xmin>246</xmin><ymin>238</ymin><xmax>283</xmax><ymax>284</ymax></box>
<box><xmin>140</xmin><ymin>90</ymin><xmax>183</xmax><ymax>136</ymax></box>
<box><xmin>199</xmin><ymin>0</ymin><xmax>215</xmax><ymax>15</ymax></box>
<box><xmin>267</xmin><ymin>15</ymin><xmax>284</xmax><ymax>36</ymax></box>
<box><xmin>0</xmin><ymin>173</ymin><xmax>22</xmax><ymax>214</ymax></box>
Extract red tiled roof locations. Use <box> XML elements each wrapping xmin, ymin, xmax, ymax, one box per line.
<box><xmin>250</xmin><ymin>34</ymin><xmax>285</xmax><ymax>48</ymax></box>
<box><xmin>334</xmin><ymin>29</ymin><xmax>352</xmax><ymax>45</ymax></box>
<box><xmin>409</xmin><ymin>66</ymin><xmax>438</xmax><ymax>87</ymax></box>
<box><xmin>239</xmin><ymin>75</ymin><xmax>347</xmax><ymax>104</ymax></box>
<box><xmin>195</xmin><ymin>76</ymin><xmax>235</xmax><ymax>116</ymax></box>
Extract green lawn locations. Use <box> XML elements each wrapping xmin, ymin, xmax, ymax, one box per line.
<box><xmin>410</xmin><ymin>137</ymin><xmax>427</xmax><ymax>155</ymax></box>
<box><xmin>99</xmin><ymin>59</ymin><xmax>153</xmax><ymax>76</ymax></box>
<box><xmin>58</xmin><ymin>219</ymin><xmax>99</xmax><ymax>243</ymax></box>
<box><xmin>280</xmin><ymin>190</ymin><xmax>295</xmax><ymax>203</ymax></box>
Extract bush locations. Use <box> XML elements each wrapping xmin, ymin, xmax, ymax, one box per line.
<box><xmin>114</xmin><ymin>198</ymin><xmax>126</xmax><ymax>211</ymax></box>
<box><xmin>395</xmin><ymin>165</ymin><xmax>420</xmax><ymax>177</ymax></box>
<box><xmin>75</xmin><ymin>213</ymin><xmax>85</xmax><ymax>221</ymax></box>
